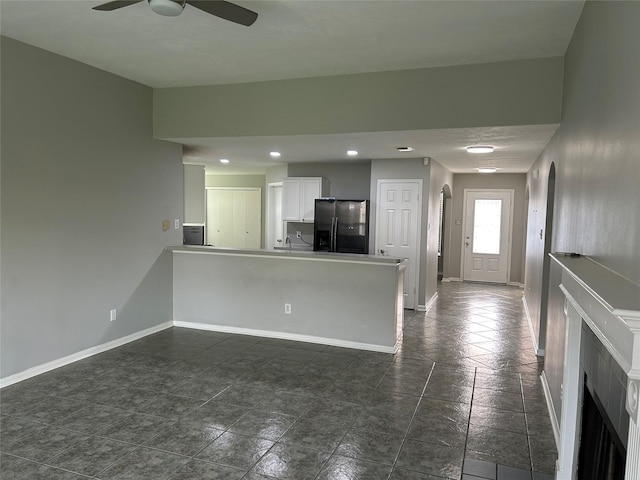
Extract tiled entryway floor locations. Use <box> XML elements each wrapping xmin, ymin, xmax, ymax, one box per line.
<box><xmin>1</xmin><ymin>282</ymin><xmax>557</xmax><ymax>479</ymax></box>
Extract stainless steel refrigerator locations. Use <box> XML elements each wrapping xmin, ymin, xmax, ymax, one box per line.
<box><xmin>313</xmin><ymin>199</ymin><xmax>369</xmax><ymax>254</ymax></box>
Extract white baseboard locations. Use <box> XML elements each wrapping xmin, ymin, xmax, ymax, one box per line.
<box><xmin>0</xmin><ymin>322</ymin><xmax>173</xmax><ymax>388</ymax></box>
<box><xmin>541</xmin><ymin>370</ymin><xmax>561</xmax><ymax>450</ymax></box>
<box><xmin>523</xmin><ymin>295</ymin><xmax>545</xmax><ymax>356</ymax></box>
<box><xmin>441</xmin><ymin>277</ymin><xmax>462</xmax><ymax>283</ymax></box>
<box><xmin>508</xmin><ymin>282</ymin><xmax>525</xmax><ymax>288</ymax></box>
<box><xmin>173</xmin><ymin>321</ymin><xmax>396</xmax><ymax>354</ymax></box>
<box><xmin>423</xmin><ymin>291</ymin><xmax>438</xmax><ymax>313</ymax></box>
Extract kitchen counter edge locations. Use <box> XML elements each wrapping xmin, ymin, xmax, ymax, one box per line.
<box><xmin>168</xmin><ymin>245</ymin><xmax>406</xmax><ymax>266</ymax></box>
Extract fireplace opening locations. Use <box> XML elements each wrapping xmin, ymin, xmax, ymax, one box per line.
<box><xmin>577</xmin><ymin>377</ymin><xmax>626</xmax><ymax>480</ymax></box>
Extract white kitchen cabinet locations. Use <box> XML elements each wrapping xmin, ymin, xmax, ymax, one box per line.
<box><xmin>282</xmin><ymin>177</ymin><xmax>324</xmax><ymax>222</ymax></box>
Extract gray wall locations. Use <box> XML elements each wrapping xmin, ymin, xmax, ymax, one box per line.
<box><xmin>1</xmin><ymin>37</ymin><xmax>183</xmax><ymax>380</ymax></box>
<box><xmin>448</xmin><ymin>173</ymin><xmax>527</xmax><ymax>283</ymax></box>
<box><xmin>288</xmin><ymin>161</ymin><xmax>371</xmax><ymax>200</ymax></box>
<box><xmin>154</xmin><ymin>57</ymin><xmax>563</xmax><ymax>139</ymax></box>
<box><xmin>370</xmin><ymin>158</ymin><xmax>431</xmax><ymax>308</ymax></box>
<box><xmin>525</xmin><ymin>1</ymin><xmax>640</xmax><ymax>427</ymax></box>
<box><xmin>183</xmin><ymin>164</ymin><xmax>205</xmax><ymax>224</ymax></box>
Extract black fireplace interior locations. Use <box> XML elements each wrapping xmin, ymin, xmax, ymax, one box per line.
<box><xmin>578</xmin><ymin>376</ymin><xmax>626</xmax><ymax>480</ymax></box>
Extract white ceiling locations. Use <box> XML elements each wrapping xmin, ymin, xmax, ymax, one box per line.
<box><xmin>1</xmin><ymin>0</ymin><xmax>584</xmax><ymax>173</ymax></box>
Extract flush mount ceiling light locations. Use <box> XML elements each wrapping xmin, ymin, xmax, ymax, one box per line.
<box><xmin>466</xmin><ymin>145</ymin><xmax>495</xmax><ymax>154</ymax></box>
<box><xmin>269</xmin><ymin>151</ymin><xmax>281</xmax><ymax>158</ymax></box>
<box><xmin>347</xmin><ymin>150</ymin><xmax>358</xmax><ymax>156</ymax></box>
<box><xmin>477</xmin><ymin>167</ymin><xmax>497</xmax><ymax>173</ymax></box>
<box><xmin>219</xmin><ymin>158</ymin><xmax>230</xmax><ymax>164</ymax></box>
<box><xmin>397</xmin><ymin>146</ymin><xmax>415</xmax><ymax>152</ymax></box>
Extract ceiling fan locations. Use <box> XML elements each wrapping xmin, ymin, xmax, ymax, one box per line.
<box><xmin>92</xmin><ymin>0</ymin><xmax>258</xmax><ymax>26</ymax></box>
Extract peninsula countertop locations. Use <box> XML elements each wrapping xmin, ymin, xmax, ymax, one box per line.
<box><xmin>168</xmin><ymin>245</ymin><xmax>406</xmax><ymax>267</ymax></box>
<box><xmin>170</xmin><ymin>244</ymin><xmax>407</xmax><ymax>353</ymax></box>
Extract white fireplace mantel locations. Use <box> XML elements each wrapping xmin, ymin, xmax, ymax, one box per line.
<box><xmin>550</xmin><ymin>253</ymin><xmax>640</xmax><ymax>480</ymax></box>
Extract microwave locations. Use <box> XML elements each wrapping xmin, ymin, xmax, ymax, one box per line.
<box><xmin>183</xmin><ymin>225</ymin><xmax>204</xmax><ymax>245</ymax></box>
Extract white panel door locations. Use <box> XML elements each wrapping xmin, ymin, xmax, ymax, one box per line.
<box><xmin>243</xmin><ymin>189</ymin><xmax>261</xmax><ymax>248</ymax></box>
<box><xmin>206</xmin><ymin>189</ymin><xmax>233</xmax><ymax>247</ymax></box>
<box><xmin>462</xmin><ymin>189</ymin><xmax>513</xmax><ymax>283</ymax></box>
<box><xmin>207</xmin><ymin>188</ymin><xmax>261</xmax><ymax>248</ymax></box>
<box><xmin>376</xmin><ymin>180</ymin><xmax>421</xmax><ymax>310</ymax></box>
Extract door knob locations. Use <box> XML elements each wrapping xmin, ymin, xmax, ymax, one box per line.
<box><xmin>465</xmin><ymin>242</ymin><xmax>470</xmax><ymax>246</ymax></box>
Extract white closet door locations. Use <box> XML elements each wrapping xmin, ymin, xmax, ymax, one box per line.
<box><xmin>244</xmin><ymin>189</ymin><xmax>262</xmax><ymax>249</ymax></box>
<box><xmin>207</xmin><ymin>188</ymin><xmax>261</xmax><ymax>248</ymax></box>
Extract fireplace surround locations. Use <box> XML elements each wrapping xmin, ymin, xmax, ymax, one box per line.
<box><xmin>547</xmin><ymin>254</ymin><xmax>640</xmax><ymax>480</ymax></box>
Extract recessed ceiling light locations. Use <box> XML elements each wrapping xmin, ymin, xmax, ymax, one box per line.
<box><xmin>466</xmin><ymin>145</ymin><xmax>495</xmax><ymax>154</ymax></box>
<box><xmin>347</xmin><ymin>150</ymin><xmax>358</xmax><ymax>156</ymax></box>
<box><xmin>269</xmin><ymin>151</ymin><xmax>281</xmax><ymax>158</ymax></box>
<box><xmin>397</xmin><ymin>146</ymin><xmax>415</xmax><ymax>152</ymax></box>
<box><xmin>219</xmin><ymin>158</ymin><xmax>230</xmax><ymax>164</ymax></box>
<box><xmin>477</xmin><ymin>167</ymin><xmax>497</xmax><ymax>173</ymax></box>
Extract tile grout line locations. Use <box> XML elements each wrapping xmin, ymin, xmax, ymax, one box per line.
<box><xmin>385</xmin><ymin>360</ymin><xmax>437</xmax><ymax>480</ymax></box>
<box><xmin>519</xmin><ymin>372</ymin><xmax>536</xmax><ymax>480</ymax></box>
<box><xmin>460</xmin><ymin>366</ymin><xmax>478</xmax><ymax>480</ymax></box>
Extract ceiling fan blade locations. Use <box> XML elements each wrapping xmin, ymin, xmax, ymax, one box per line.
<box><xmin>186</xmin><ymin>0</ymin><xmax>257</xmax><ymax>26</ymax></box>
<box><xmin>92</xmin><ymin>0</ymin><xmax>144</xmax><ymax>11</ymax></box>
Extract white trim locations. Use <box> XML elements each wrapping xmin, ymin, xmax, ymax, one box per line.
<box><xmin>523</xmin><ymin>295</ymin><xmax>544</xmax><ymax>356</ymax></box>
<box><xmin>173</xmin><ymin>321</ymin><xmax>396</xmax><ymax>354</ymax></box>
<box><xmin>541</xmin><ymin>370</ymin><xmax>561</xmax><ymax>449</ymax></box>
<box><xmin>0</xmin><ymin>322</ymin><xmax>173</xmax><ymax>388</ymax></box>
<box><xmin>441</xmin><ymin>277</ymin><xmax>462</xmax><ymax>283</ymax></box>
<box><xmin>423</xmin><ymin>291</ymin><xmax>438</xmax><ymax>312</ymax></box>
<box><xmin>507</xmin><ymin>282</ymin><xmax>524</xmax><ymax>288</ymax></box>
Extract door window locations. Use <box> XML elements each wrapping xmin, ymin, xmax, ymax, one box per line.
<box><xmin>472</xmin><ymin>198</ymin><xmax>502</xmax><ymax>255</ymax></box>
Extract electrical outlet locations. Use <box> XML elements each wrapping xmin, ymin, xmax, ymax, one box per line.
<box><xmin>174</xmin><ymin>219</ymin><xmax>180</xmax><ymax>229</ymax></box>
<box><xmin>110</xmin><ymin>309</ymin><xmax>117</xmax><ymax>322</ymax></box>
<box><xmin>296</xmin><ymin>231</ymin><xmax>301</xmax><ymax>238</ymax></box>
<box><xmin>284</xmin><ymin>303</ymin><xmax>291</xmax><ymax>314</ymax></box>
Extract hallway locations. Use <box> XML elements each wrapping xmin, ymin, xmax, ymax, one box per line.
<box><xmin>1</xmin><ymin>282</ymin><xmax>557</xmax><ymax>479</ymax></box>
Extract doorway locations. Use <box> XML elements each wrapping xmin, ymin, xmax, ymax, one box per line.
<box><xmin>462</xmin><ymin>189</ymin><xmax>514</xmax><ymax>283</ymax></box>
<box><xmin>267</xmin><ymin>182</ymin><xmax>284</xmax><ymax>249</ymax></box>
<box><xmin>538</xmin><ymin>162</ymin><xmax>556</xmax><ymax>353</ymax></box>
<box><xmin>375</xmin><ymin>179</ymin><xmax>422</xmax><ymax>310</ymax></box>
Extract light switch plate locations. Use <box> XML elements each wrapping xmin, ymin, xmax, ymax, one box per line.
<box><xmin>174</xmin><ymin>219</ymin><xmax>180</xmax><ymax>229</ymax></box>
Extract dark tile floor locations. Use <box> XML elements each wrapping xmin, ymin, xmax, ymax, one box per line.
<box><xmin>0</xmin><ymin>282</ymin><xmax>557</xmax><ymax>479</ymax></box>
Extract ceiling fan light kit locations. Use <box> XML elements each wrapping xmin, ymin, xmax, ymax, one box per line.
<box><xmin>92</xmin><ymin>0</ymin><xmax>258</xmax><ymax>26</ymax></box>
<box><xmin>149</xmin><ymin>0</ymin><xmax>185</xmax><ymax>16</ymax></box>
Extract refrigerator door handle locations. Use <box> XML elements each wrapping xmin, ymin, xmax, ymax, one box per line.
<box><xmin>332</xmin><ymin>216</ymin><xmax>338</xmax><ymax>252</ymax></box>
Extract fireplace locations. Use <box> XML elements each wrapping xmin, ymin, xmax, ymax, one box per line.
<box><xmin>578</xmin><ymin>376</ymin><xmax>626</xmax><ymax>480</ymax></box>
<box><xmin>546</xmin><ymin>254</ymin><xmax>640</xmax><ymax>480</ymax></box>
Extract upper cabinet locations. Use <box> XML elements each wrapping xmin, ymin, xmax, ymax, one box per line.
<box><xmin>184</xmin><ymin>164</ymin><xmax>205</xmax><ymax>224</ymax></box>
<box><xmin>282</xmin><ymin>177</ymin><xmax>325</xmax><ymax>222</ymax></box>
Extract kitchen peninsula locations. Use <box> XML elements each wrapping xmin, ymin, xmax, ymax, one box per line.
<box><xmin>170</xmin><ymin>246</ymin><xmax>406</xmax><ymax>352</ymax></box>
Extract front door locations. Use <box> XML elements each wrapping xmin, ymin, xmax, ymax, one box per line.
<box><xmin>462</xmin><ymin>189</ymin><xmax>514</xmax><ymax>283</ymax></box>
<box><xmin>375</xmin><ymin>180</ymin><xmax>422</xmax><ymax>310</ymax></box>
